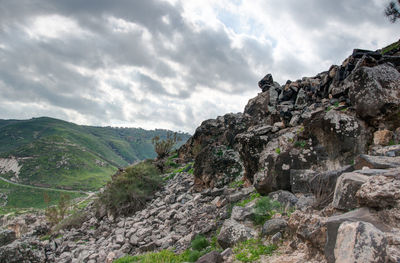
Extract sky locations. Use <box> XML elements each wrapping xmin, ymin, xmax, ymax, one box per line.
<box><xmin>0</xmin><ymin>0</ymin><xmax>399</xmax><ymax>133</ymax></box>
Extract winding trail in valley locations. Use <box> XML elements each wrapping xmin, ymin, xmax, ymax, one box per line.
<box><xmin>0</xmin><ymin>175</ymin><xmax>93</xmax><ymax>195</ymax></box>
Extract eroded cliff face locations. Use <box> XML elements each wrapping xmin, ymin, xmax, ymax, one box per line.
<box><xmin>180</xmin><ymin>47</ymin><xmax>400</xmax><ymax>195</ymax></box>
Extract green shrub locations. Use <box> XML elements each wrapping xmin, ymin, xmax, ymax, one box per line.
<box><xmin>191</xmin><ymin>235</ymin><xmax>209</xmax><ymax>251</ymax></box>
<box><xmin>53</xmin><ymin>210</ymin><xmax>89</xmax><ymax>232</ymax></box>
<box><xmin>253</xmin><ymin>197</ymin><xmax>282</xmax><ymax>225</ymax></box>
<box><xmin>275</xmin><ymin>147</ymin><xmax>281</xmax><ymax>154</ymax></box>
<box><xmin>97</xmin><ymin>160</ymin><xmax>162</xmax><ymax>216</ymax></box>
<box><xmin>114</xmin><ymin>249</ymin><xmax>203</xmax><ymax>263</ymax></box>
<box><xmin>233</xmin><ymin>239</ymin><xmax>277</xmax><ymax>262</ymax></box>
<box><xmin>294</xmin><ymin>140</ymin><xmax>307</xmax><ymax>148</ymax></box>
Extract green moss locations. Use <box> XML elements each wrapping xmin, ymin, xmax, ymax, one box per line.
<box><xmin>236</xmin><ymin>193</ymin><xmax>261</xmax><ymax>207</ymax></box>
<box><xmin>381</xmin><ymin>41</ymin><xmax>400</xmax><ymax>55</ymax></box>
<box><xmin>229</xmin><ymin>180</ymin><xmax>245</xmax><ymax>189</ymax></box>
<box><xmin>275</xmin><ymin>147</ymin><xmax>281</xmax><ymax>154</ymax></box>
<box><xmin>294</xmin><ymin>140</ymin><xmax>307</xmax><ymax>148</ymax></box>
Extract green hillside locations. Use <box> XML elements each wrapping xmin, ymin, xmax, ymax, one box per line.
<box><xmin>0</xmin><ymin>117</ymin><xmax>190</xmax><ymax>192</ymax></box>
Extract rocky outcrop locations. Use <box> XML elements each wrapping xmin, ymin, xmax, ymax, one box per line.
<box><xmin>3</xmin><ymin>44</ymin><xmax>400</xmax><ymax>263</ymax></box>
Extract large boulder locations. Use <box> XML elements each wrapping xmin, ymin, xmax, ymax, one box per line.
<box><xmin>303</xmin><ymin>110</ymin><xmax>370</xmax><ymax>166</ymax></box>
<box><xmin>347</xmin><ymin>63</ymin><xmax>400</xmax><ymax>127</ymax></box>
<box><xmin>217</xmin><ymin>219</ymin><xmax>257</xmax><ymax>249</ymax></box>
<box><xmin>261</xmin><ymin>218</ymin><xmax>287</xmax><ymax>237</ymax></box>
<box><xmin>324</xmin><ymin>208</ymin><xmax>389</xmax><ymax>263</ymax></box>
<box><xmin>334</xmin><ymin>221</ymin><xmax>387</xmax><ymax>263</ymax></box>
<box><xmin>332</xmin><ymin>172</ymin><xmax>369</xmax><ymax>210</ymax></box>
<box><xmin>357</xmin><ymin>173</ymin><xmax>400</xmax><ymax>208</ymax></box>
<box><xmin>244</xmin><ymin>92</ymin><xmax>272</xmax><ymax>124</ymax></box>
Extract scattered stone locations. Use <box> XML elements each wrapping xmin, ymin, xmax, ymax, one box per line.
<box><xmin>217</xmin><ymin>219</ymin><xmax>257</xmax><ymax>249</ymax></box>
<box><xmin>262</xmin><ymin>219</ymin><xmax>287</xmax><ymax>237</ymax></box>
<box><xmin>196</xmin><ymin>250</ymin><xmax>223</xmax><ymax>263</ymax></box>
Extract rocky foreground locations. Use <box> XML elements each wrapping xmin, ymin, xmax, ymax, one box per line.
<box><xmin>1</xmin><ymin>43</ymin><xmax>400</xmax><ymax>263</ymax></box>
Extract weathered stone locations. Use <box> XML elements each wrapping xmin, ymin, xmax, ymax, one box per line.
<box><xmin>324</xmin><ymin>208</ymin><xmax>389</xmax><ymax>263</ymax></box>
<box><xmin>373</xmin><ymin>129</ymin><xmax>393</xmax><ymax>146</ymax></box>
<box><xmin>334</xmin><ymin>221</ymin><xmax>387</xmax><ymax>263</ymax></box>
<box><xmin>288</xmin><ymin>210</ymin><xmax>327</xmax><ymax>251</ymax></box>
<box><xmin>295</xmin><ymin>194</ymin><xmax>316</xmax><ymax>211</ymax></box>
<box><xmin>357</xmin><ymin>174</ymin><xmax>400</xmax><ymax>208</ymax></box>
<box><xmin>332</xmin><ymin>172</ymin><xmax>369</xmax><ymax>210</ymax></box>
<box><xmin>261</xmin><ymin>218</ymin><xmax>287</xmax><ymax>236</ymax></box>
<box><xmin>355</xmin><ymin>154</ymin><xmax>400</xmax><ymax>170</ymax></box>
<box><xmin>370</xmin><ymin>144</ymin><xmax>400</xmax><ymax>157</ymax></box>
<box><xmin>196</xmin><ymin>250</ymin><xmax>223</xmax><ymax>263</ymax></box>
<box><xmin>290</xmin><ymin>169</ymin><xmax>317</xmax><ymax>193</ymax></box>
<box><xmin>217</xmin><ymin>219</ymin><xmax>257</xmax><ymax>249</ymax></box>
<box><xmin>231</xmin><ymin>206</ymin><xmax>254</xmax><ymax>222</ymax></box>
<box><xmin>347</xmin><ymin>64</ymin><xmax>400</xmax><ymax>123</ymax></box>
<box><xmin>244</xmin><ymin>92</ymin><xmax>270</xmax><ymax>122</ymax></box>
<box><xmin>267</xmin><ymin>190</ymin><xmax>298</xmax><ymax>208</ymax></box>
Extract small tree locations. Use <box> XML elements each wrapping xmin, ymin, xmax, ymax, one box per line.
<box><xmin>152</xmin><ymin>132</ymin><xmax>180</xmax><ymax>159</ymax></box>
<box><xmin>44</xmin><ymin>193</ymin><xmax>71</xmax><ymax>227</ymax></box>
<box><xmin>386</xmin><ymin>0</ymin><xmax>400</xmax><ymax>22</ymax></box>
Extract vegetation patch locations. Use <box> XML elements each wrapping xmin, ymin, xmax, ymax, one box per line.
<box><xmin>253</xmin><ymin>197</ymin><xmax>283</xmax><ymax>225</ymax></box>
<box><xmin>97</xmin><ymin>160</ymin><xmax>162</xmax><ymax>216</ymax></box>
<box><xmin>233</xmin><ymin>239</ymin><xmax>278</xmax><ymax>262</ymax></box>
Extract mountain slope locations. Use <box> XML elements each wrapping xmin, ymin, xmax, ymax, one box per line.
<box><xmin>0</xmin><ymin>117</ymin><xmax>190</xmax><ymax>191</ymax></box>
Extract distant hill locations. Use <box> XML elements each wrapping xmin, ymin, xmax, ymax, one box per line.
<box><xmin>0</xmin><ymin>117</ymin><xmax>190</xmax><ymax>191</ymax></box>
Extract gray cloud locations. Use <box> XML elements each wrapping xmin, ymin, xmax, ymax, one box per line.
<box><xmin>0</xmin><ymin>0</ymin><xmax>398</xmax><ymax>132</ymax></box>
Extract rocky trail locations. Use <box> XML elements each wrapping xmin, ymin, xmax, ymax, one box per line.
<box><xmin>1</xmin><ymin>44</ymin><xmax>400</xmax><ymax>263</ymax></box>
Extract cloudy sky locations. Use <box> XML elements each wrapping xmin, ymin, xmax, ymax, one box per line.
<box><xmin>0</xmin><ymin>0</ymin><xmax>399</xmax><ymax>133</ymax></box>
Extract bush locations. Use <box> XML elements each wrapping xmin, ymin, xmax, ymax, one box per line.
<box><xmin>253</xmin><ymin>197</ymin><xmax>282</xmax><ymax>225</ymax></box>
<box><xmin>97</xmin><ymin>160</ymin><xmax>162</xmax><ymax>216</ymax></box>
<box><xmin>191</xmin><ymin>235</ymin><xmax>209</xmax><ymax>251</ymax></box>
<box><xmin>152</xmin><ymin>133</ymin><xmax>180</xmax><ymax>159</ymax></box>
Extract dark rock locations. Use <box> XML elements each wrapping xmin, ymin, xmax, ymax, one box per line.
<box><xmin>244</xmin><ymin>92</ymin><xmax>271</xmax><ymax>123</ymax></box>
<box><xmin>332</xmin><ymin>172</ymin><xmax>368</xmax><ymax>210</ymax></box>
<box><xmin>290</xmin><ymin>169</ymin><xmax>317</xmax><ymax>193</ymax></box>
<box><xmin>194</xmin><ymin>145</ymin><xmax>243</xmax><ymax>189</ymax></box>
<box><xmin>196</xmin><ymin>251</ymin><xmax>223</xmax><ymax>263</ymax></box>
<box><xmin>303</xmin><ymin>110</ymin><xmax>369</xmax><ymax>165</ymax></box>
<box><xmin>324</xmin><ymin>208</ymin><xmax>389</xmax><ymax>263</ymax></box>
<box><xmin>0</xmin><ymin>230</ymin><xmax>16</xmax><ymax>247</ymax></box>
<box><xmin>348</xmin><ymin>64</ymin><xmax>400</xmax><ymax>126</ymax></box>
<box><xmin>258</xmin><ymin>74</ymin><xmax>274</xmax><ymax>92</ymax></box>
<box><xmin>261</xmin><ymin>218</ymin><xmax>287</xmax><ymax>236</ymax></box>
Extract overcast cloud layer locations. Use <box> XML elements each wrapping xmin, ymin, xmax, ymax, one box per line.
<box><xmin>0</xmin><ymin>0</ymin><xmax>399</xmax><ymax>132</ymax></box>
